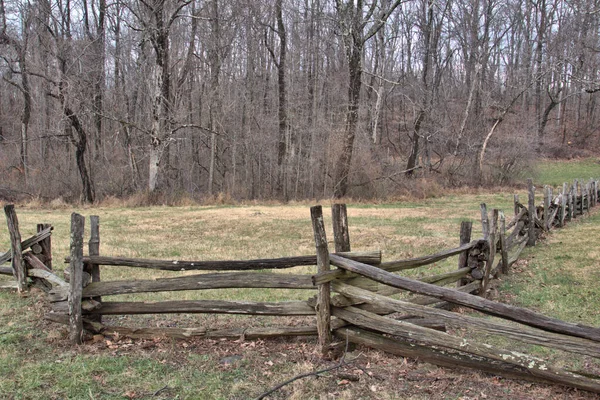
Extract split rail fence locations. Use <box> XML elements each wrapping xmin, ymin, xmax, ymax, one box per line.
<box><xmin>1</xmin><ymin>178</ymin><xmax>600</xmax><ymax>393</ymax></box>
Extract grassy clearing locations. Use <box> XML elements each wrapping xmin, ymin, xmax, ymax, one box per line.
<box><xmin>535</xmin><ymin>158</ymin><xmax>600</xmax><ymax>186</ymax></box>
<box><xmin>499</xmin><ymin>208</ymin><xmax>600</xmax><ymax>326</ymax></box>
<box><xmin>1</xmin><ymin>175</ymin><xmax>599</xmax><ymax>398</ymax></box>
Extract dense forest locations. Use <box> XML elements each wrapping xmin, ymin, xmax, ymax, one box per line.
<box><xmin>0</xmin><ymin>0</ymin><xmax>599</xmax><ymax>203</ymax></box>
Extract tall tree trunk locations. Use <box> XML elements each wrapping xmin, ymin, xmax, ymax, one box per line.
<box><xmin>333</xmin><ymin>0</ymin><xmax>403</xmax><ymax>198</ymax></box>
<box><xmin>275</xmin><ymin>0</ymin><xmax>288</xmax><ymax>200</ymax></box>
<box><xmin>146</xmin><ymin>0</ymin><xmax>173</xmax><ymax>193</ymax></box>
<box><xmin>333</xmin><ymin>40</ymin><xmax>362</xmax><ymax>198</ymax></box>
<box><xmin>149</xmin><ymin>63</ymin><xmax>165</xmax><ymax>192</ymax></box>
<box><xmin>406</xmin><ymin>0</ymin><xmax>434</xmax><ymax>177</ymax></box>
<box><xmin>69</xmin><ymin>113</ymin><xmax>95</xmax><ymax>203</ymax></box>
<box><xmin>93</xmin><ymin>0</ymin><xmax>106</xmax><ymax>160</ymax></box>
<box><xmin>534</xmin><ymin>0</ymin><xmax>547</xmax><ymax>148</ymax></box>
<box><xmin>19</xmin><ymin>49</ymin><xmax>31</xmax><ymax>184</ymax></box>
<box><xmin>207</xmin><ymin>0</ymin><xmax>222</xmax><ymax>196</ymax></box>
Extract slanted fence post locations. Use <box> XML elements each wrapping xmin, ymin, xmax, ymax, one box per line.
<box><xmin>456</xmin><ymin>221</ymin><xmax>472</xmax><ymax>289</ymax></box>
<box><xmin>36</xmin><ymin>223</ymin><xmax>53</xmax><ymax>269</ymax></box>
<box><xmin>69</xmin><ymin>213</ymin><xmax>85</xmax><ymax>345</ymax></box>
<box><xmin>310</xmin><ymin>206</ymin><xmax>332</xmax><ymax>357</ymax></box>
<box><xmin>527</xmin><ymin>178</ymin><xmax>536</xmax><ymax>246</ymax></box>
<box><xmin>88</xmin><ymin>216</ymin><xmax>101</xmax><ymax>323</ymax></box>
<box><xmin>4</xmin><ymin>205</ymin><xmax>26</xmax><ymax>293</ymax></box>
<box><xmin>481</xmin><ymin>209</ymin><xmax>498</xmax><ymax>296</ymax></box>
<box><xmin>499</xmin><ymin>211</ymin><xmax>509</xmax><ymax>275</ymax></box>
<box><xmin>331</xmin><ymin>204</ymin><xmax>350</xmax><ymax>252</ymax></box>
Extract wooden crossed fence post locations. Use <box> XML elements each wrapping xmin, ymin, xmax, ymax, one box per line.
<box><xmin>527</xmin><ymin>178</ymin><xmax>536</xmax><ymax>246</ymax></box>
<box><xmin>456</xmin><ymin>221</ymin><xmax>472</xmax><ymax>289</ymax></box>
<box><xmin>4</xmin><ymin>205</ymin><xmax>26</xmax><ymax>293</ymax></box>
<box><xmin>310</xmin><ymin>206</ymin><xmax>332</xmax><ymax>358</ymax></box>
<box><xmin>87</xmin><ymin>216</ymin><xmax>102</xmax><ymax>323</ymax></box>
<box><xmin>36</xmin><ymin>223</ymin><xmax>53</xmax><ymax>269</ymax></box>
<box><xmin>69</xmin><ymin>213</ymin><xmax>85</xmax><ymax>345</ymax></box>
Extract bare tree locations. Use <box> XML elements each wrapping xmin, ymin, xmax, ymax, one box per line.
<box><xmin>332</xmin><ymin>0</ymin><xmax>403</xmax><ymax>198</ymax></box>
<box><xmin>1</xmin><ymin>0</ymin><xmax>32</xmax><ymax>183</ymax></box>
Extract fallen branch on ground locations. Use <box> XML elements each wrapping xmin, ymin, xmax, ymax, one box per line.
<box><xmin>254</xmin><ymin>336</ymin><xmax>353</xmax><ymax>400</ymax></box>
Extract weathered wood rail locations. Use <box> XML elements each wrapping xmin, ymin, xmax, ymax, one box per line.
<box><xmin>2</xmin><ymin>177</ymin><xmax>600</xmax><ymax>394</ymax></box>
<box><xmin>321</xmin><ymin>178</ymin><xmax>600</xmax><ymax>394</ymax></box>
<box><xmin>0</xmin><ymin>205</ymin><xmax>54</xmax><ymax>292</ymax></box>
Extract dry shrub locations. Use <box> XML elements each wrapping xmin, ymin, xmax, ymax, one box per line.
<box><xmin>96</xmin><ymin>191</ymin><xmax>201</xmax><ymax>207</ymax></box>
<box><xmin>437</xmin><ymin>123</ymin><xmax>536</xmax><ymax>187</ymax></box>
<box><xmin>542</xmin><ymin>135</ymin><xmax>596</xmax><ymax>159</ymax></box>
<box><xmin>387</xmin><ymin>177</ymin><xmax>445</xmax><ymax>200</ymax></box>
<box><xmin>98</xmin><ymin>190</ymin><xmax>242</xmax><ymax>208</ymax></box>
<box><xmin>347</xmin><ymin>147</ymin><xmax>387</xmax><ymax>199</ymax></box>
<box><xmin>47</xmin><ymin>197</ymin><xmax>70</xmax><ymax>209</ymax></box>
<box><xmin>16</xmin><ymin>196</ymin><xmax>71</xmax><ymax>209</ymax></box>
<box><xmin>203</xmin><ymin>191</ymin><xmax>235</xmax><ymax>206</ymax></box>
<box><xmin>482</xmin><ymin>130</ymin><xmax>535</xmax><ymax>186</ymax></box>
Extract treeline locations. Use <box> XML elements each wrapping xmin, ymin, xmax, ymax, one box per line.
<box><xmin>0</xmin><ymin>0</ymin><xmax>599</xmax><ymax>203</ymax></box>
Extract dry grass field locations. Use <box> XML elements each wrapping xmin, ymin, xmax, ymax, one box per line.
<box><xmin>1</xmin><ymin>171</ymin><xmax>600</xmax><ymax>398</ymax></box>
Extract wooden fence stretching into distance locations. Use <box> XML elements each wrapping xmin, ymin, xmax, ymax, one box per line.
<box><xmin>1</xmin><ymin>178</ymin><xmax>600</xmax><ymax>393</ymax></box>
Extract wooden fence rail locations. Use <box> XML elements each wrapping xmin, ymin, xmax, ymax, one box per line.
<box><xmin>2</xmin><ymin>177</ymin><xmax>599</xmax><ymax>394</ymax></box>
<box><xmin>65</xmin><ymin>251</ymin><xmax>381</xmax><ymax>271</ymax></box>
<box><xmin>322</xmin><ymin>178</ymin><xmax>600</xmax><ymax>394</ymax></box>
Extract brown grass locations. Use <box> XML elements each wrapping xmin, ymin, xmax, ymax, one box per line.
<box><xmin>1</xmin><ymin>195</ymin><xmax>599</xmax><ymax>399</ymax></box>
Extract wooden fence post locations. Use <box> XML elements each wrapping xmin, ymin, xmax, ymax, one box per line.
<box><xmin>36</xmin><ymin>223</ymin><xmax>53</xmax><ymax>269</ymax></box>
<box><xmin>88</xmin><ymin>216</ymin><xmax>101</xmax><ymax>323</ymax></box>
<box><xmin>573</xmin><ymin>179</ymin><xmax>581</xmax><ymax>218</ymax></box>
<box><xmin>527</xmin><ymin>179</ymin><xmax>536</xmax><ymax>246</ymax></box>
<box><xmin>581</xmin><ymin>180</ymin><xmax>586</xmax><ymax>214</ymax></box>
<box><xmin>499</xmin><ymin>211</ymin><xmax>509</xmax><ymax>275</ymax></box>
<box><xmin>543</xmin><ymin>186</ymin><xmax>550</xmax><ymax>231</ymax></box>
<box><xmin>559</xmin><ymin>183</ymin><xmax>567</xmax><ymax>227</ymax></box>
<box><xmin>584</xmin><ymin>181</ymin><xmax>588</xmax><ymax>214</ymax></box>
<box><xmin>310</xmin><ymin>206</ymin><xmax>332</xmax><ymax>357</ymax></box>
<box><xmin>585</xmin><ymin>182</ymin><xmax>590</xmax><ymax>213</ymax></box>
<box><xmin>331</xmin><ymin>204</ymin><xmax>351</xmax><ymax>252</ymax></box>
<box><xmin>457</xmin><ymin>221</ymin><xmax>472</xmax><ymax>288</ymax></box>
<box><xmin>480</xmin><ymin>203</ymin><xmax>489</xmax><ymax>240</ymax></box>
<box><xmin>568</xmin><ymin>185</ymin><xmax>574</xmax><ymax>221</ymax></box>
<box><xmin>542</xmin><ymin>185</ymin><xmax>550</xmax><ymax>231</ymax></box>
<box><xmin>577</xmin><ymin>180</ymin><xmax>583</xmax><ymax>216</ymax></box>
<box><xmin>581</xmin><ymin>182</ymin><xmax>587</xmax><ymax>215</ymax></box>
<box><xmin>481</xmin><ymin>209</ymin><xmax>498</xmax><ymax>296</ymax></box>
<box><xmin>591</xmin><ymin>181</ymin><xmax>595</xmax><ymax>207</ymax></box>
<box><xmin>4</xmin><ymin>205</ymin><xmax>26</xmax><ymax>293</ymax></box>
<box><xmin>69</xmin><ymin>213</ymin><xmax>85</xmax><ymax>345</ymax></box>
<box><xmin>513</xmin><ymin>194</ymin><xmax>519</xmax><ymax>217</ymax></box>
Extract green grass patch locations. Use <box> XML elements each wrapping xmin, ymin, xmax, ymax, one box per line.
<box><xmin>535</xmin><ymin>158</ymin><xmax>600</xmax><ymax>186</ymax></box>
<box><xmin>499</xmin><ymin>209</ymin><xmax>600</xmax><ymax>327</ymax></box>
